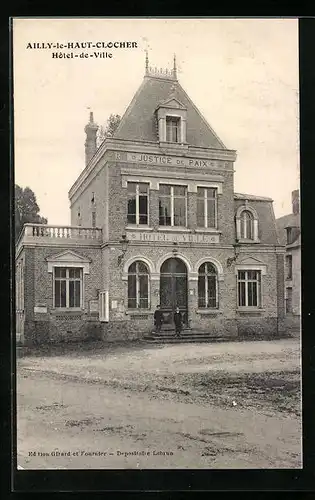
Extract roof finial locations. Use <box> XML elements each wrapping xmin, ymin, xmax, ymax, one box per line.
<box><xmin>173</xmin><ymin>53</ymin><xmax>177</xmax><ymax>80</ymax></box>
<box><xmin>145</xmin><ymin>50</ymin><xmax>149</xmax><ymax>75</ymax></box>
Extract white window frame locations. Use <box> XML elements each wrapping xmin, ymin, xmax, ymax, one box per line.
<box><xmin>127</xmin><ymin>261</ymin><xmax>150</xmax><ymax>309</ymax></box>
<box><xmin>127</xmin><ymin>182</ymin><xmax>149</xmax><ymax>226</ymax></box>
<box><xmin>286</xmin><ymin>227</ymin><xmax>293</xmax><ymax>245</ymax></box>
<box><xmin>240</xmin><ymin>210</ymin><xmax>254</xmax><ymax>239</ymax></box>
<box><xmin>197</xmin><ymin>187</ymin><xmax>218</xmax><ymax>229</ymax></box>
<box><xmin>235</xmin><ymin>205</ymin><xmax>259</xmax><ymax>242</ymax></box>
<box><xmin>237</xmin><ymin>270</ymin><xmax>262</xmax><ymax>308</ymax></box>
<box><xmin>53</xmin><ymin>267</ymin><xmax>84</xmax><ymax>310</ymax></box>
<box><xmin>198</xmin><ymin>263</ymin><xmax>218</xmax><ymax>309</ymax></box>
<box><xmin>159</xmin><ymin>183</ymin><xmax>187</xmax><ymax>227</ymax></box>
<box><xmin>286</xmin><ymin>254</ymin><xmax>293</xmax><ymax>280</ymax></box>
<box><xmin>166</xmin><ymin>115</ymin><xmax>181</xmax><ymax>143</ymax></box>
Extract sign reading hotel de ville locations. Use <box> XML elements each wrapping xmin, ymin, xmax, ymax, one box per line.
<box><xmin>126</xmin><ymin>230</ymin><xmax>220</xmax><ymax>244</ymax></box>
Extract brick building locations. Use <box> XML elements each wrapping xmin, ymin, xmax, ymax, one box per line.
<box><xmin>16</xmin><ymin>56</ymin><xmax>285</xmax><ymax>345</ymax></box>
<box><xmin>276</xmin><ymin>190</ymin><xmax>301</xmax><ymax>333</ymax></box>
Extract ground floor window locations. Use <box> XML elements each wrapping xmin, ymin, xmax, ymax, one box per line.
<box><xmin>237</xmin><ymin>270</ymin><xmax>261</xmax><ymax>307</ymax></box>
<box><xmin>128</xmin><ymin>261</ymin><xmax>149</xmax><ymax>309</ymax></box>
<box><xmin>54</xmin><ymin>267</ymin><xmax>82</xmax><ymax>308</ymax></box>
<box><xmin>286</xmin><ymin>254</ymin><xmax>292</xmax><ymax>279</ymax></box>
<box><xmin>198</xmin><ymin>262</ymin><xmax>218</xmax><ymax>308</ymax></box>
<box><xmin>286</xmin><ymin>287</ymin><xmax>293</xmax><ymax>313</ymax></box>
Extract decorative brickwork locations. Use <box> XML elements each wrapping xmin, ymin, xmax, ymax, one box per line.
<box><xmin>16</xmin><ymin>67</ymin><xmax>285</xmax><ymax>344</ymax></box>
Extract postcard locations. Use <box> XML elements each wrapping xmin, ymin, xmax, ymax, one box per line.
<box><xmin>13</xmin><ymin>17</ymin><xmax>301</xmax><ymax>473</ymax></box>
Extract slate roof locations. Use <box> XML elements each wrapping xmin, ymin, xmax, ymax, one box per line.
<box><xmin>287</xmin><ymin>233</ymin><xmax>301</xmax><ymax>249</ymax></box>
<box><xmin>234</xmin><ymin>193</ymin><xmax>273</xmax><ymax>202</ymax></box>
<box><xmin>234</xmin><ymin>197</ymin><xmax>279</xmax><ymax>245</ymax></box>
<box><xmin>275</xmin><ymin>213</ymin><xmax>300</xmax><ymax>246</ymax></box>
<box><xmin>114</xmin><ymin>76</ymin><xmax>226</xmax><ymax>149</ymax></box>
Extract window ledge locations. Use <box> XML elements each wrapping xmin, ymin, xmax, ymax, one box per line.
<box><xmin>197</xmin><ymin>309</ymin><xmax>222</xmax><ymax>315</ymax></box>
<box><xmin>126</xmin><ymin>310</ymin><xmax>153</xmax><ymax>316</ymax></box>
<box><xmin>51</xmin><ymin>307</ymin><xmax>84</xmax><ymax>312</ymax></box>
<box><xmin>159</xmin><ymin>141</ymin><xmax>189</xmax><ymax>150</ymax></box>
<box><xmin>158</xmin><ymin>227</ymin><xmax>191</xmax><ymax>232</ymax></box>
<box><xmin>195</xmin><ymin>228</ymin><xmax>221</xmax><ymax>234</ymax></box>
<box><xmin>237</xmin><ymin>238</ymin><xmax>260</xmax><ymax>244</ymax></box>
<box><xmin>236</xmin><ymin>308</ymin><xmax>265</xmax><ymax>314</ymax></box>
<box><xmin>125</xmin><ymin>226</ymin><xmax>154</xmax><ymax>232</ymax></box>
<box><xmin>51</xmin><ymin>308</ymin><xmax>84</xmax><ymax>313</ymax></box>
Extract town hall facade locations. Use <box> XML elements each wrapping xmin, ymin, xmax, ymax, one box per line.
<box><xmin>16</xmin><ymin>56</ymin><xmax>286</xmax><ymax>345</ymax></box>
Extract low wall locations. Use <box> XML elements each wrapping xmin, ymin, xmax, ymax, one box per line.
<box><xmin>278</xmin><ymin>315</ymin><xmax>301</xmax><ymax>338</ymax></box>
<box><xmin>23</xmin><ymin>315</ymin><xmax>102</xmax><ymax>345</ymax></box>
<box><xmin>23</xmin><ymin>314</ymin><xmax>290</xmax><ymax>345</ymax></box>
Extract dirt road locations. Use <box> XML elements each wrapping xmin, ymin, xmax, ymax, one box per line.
<box><xmin>16</xmin><ymin>339</ymin><xmax>302</xmax><ymax>469</ymax></box>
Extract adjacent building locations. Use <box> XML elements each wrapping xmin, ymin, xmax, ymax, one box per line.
<box><xmin>276</xmin><ymin>190</ymin><xmax>301</xmax><ymax>333</ymax></box>
<box><xmin>16</xmin><ymin>56</ymin><xmax>286</xmax><ymax>345</ymax></box>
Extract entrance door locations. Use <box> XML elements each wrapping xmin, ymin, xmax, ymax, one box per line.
<box><xmin>160</xmin><ymin>258</ymin><xmax>188</xmax><ymax>328</ymax></box>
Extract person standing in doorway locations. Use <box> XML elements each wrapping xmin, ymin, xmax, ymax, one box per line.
<box><xmin>154</xmin><ymin>305</ymin><xmax>163</xmax><ymax>333</ymax></box>
<box><xmin>174</xmin><ymin>307</ymin><xmax>182</xmax><ymax>337</ymax></box>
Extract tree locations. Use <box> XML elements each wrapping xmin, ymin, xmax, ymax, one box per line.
<box><xmin>97</xmin><ymin>113</ymin><xmax>121</xmax><ymax>147</ymax></box>
<box><xmin>15</xmin><ymin>185</ymin><xmax>48</xmax><ymax>240</ymax></box>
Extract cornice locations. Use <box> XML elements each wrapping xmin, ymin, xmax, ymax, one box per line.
<box><xmin>68</xmin><ymin>138</ymin><xmax>237</xmax><ymax>201</ymax></box>
<box><xmin>15</xmin><ymin>242</ymin><xmax>102</xmax><ymax>250</ymax></box>
<box><xmin>121</xmin><ymin>167</ymin><xmax>225</xmax><ymax>183</ymax></box>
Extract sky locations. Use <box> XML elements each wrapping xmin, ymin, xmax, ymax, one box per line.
<box><xmin>13</xmin><ymin>18</ymin><xmax>299</xmax><ymax>225</ymax></box>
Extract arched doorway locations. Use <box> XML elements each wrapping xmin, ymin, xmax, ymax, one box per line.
<box><xmin>160</xmin><ymin>258</ymin><xmax>188</xmax><ymax>328</ymax></box>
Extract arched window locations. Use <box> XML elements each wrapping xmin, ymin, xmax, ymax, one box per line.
<box><xmin>240</xmin><ymin>210</ymin><xmax>254</xmax><ymax>240</ymax></box>
<box><xmin>198</xmin><ymin>263</ymin><xmax>218</xmax><ymax>309</ymax></box>
<box><xmin>128</xmin><ymin>261</ymin><xmax>149</xmax><ymax>309</ymax></box>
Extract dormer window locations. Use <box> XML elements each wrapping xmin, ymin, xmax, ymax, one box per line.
<box><xmin>235</xmin><ymin>205</ymin><xmax>259</xmax><ymax>242</ymax></box>
<box><xmin>166</xmin><ymin>116</ymin><xmax>180</xmax><ymax>142</ymax></box>
<box><xmin>286</xmin><ymin>227</ymin><xmax>292</xmax><ymax>244</ymax></box>
<box><xmin>156</xmin><ymin>97</ymin><xmax>187</xmax><ymax>145</ymax></box>
<box><xmin>285</xmin><ymin>226</ymin><xmax>300</xmax><ymax>245</ymax></box>
<box><xmin>240</xmin><ymin>210</ymin><xmax>253</xmax><ymax>240</ymax></box>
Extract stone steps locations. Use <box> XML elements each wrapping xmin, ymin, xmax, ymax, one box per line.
<box><xmin>143</xmin><ymin>338</ymin><xmax>226</xmax><ymax>344</ymax></box>
<box><xmin>143</xmin><ymin>330</ymin><xmax>227</xmax><ymax>343</ymax></box>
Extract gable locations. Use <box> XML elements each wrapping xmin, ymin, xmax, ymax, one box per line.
<box><xmin>46</xmin><ymin>250</ymin><xmax>91</xmax><ymax>274</ymax></box>
<box><xmin>235</xmin><ymin>256</ymin><xmax>267</xmax><ymax>275</ymax></box>
<box><xmin>114</xmin><ymin>77</ymin><xmax>226</xmax><ymax>149</ymax></box>
<box><xmin>46</xmin><ymin>250</ymin><xmax>91</xmax><ymax>263</ymax></box>
<box><xmin>238</xmin><ymin>256</ymin><xmax>265</xmax><ymax>266</ymax></box>
<box><xmin>157</xmin><ymin>97</ymin><xmax>186</xmax><ymax>110</ymax></box>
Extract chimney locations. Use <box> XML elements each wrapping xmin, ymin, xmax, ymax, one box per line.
<box><xmin>84</xmin><ymin>111</ymin><xmax>98</xmax><ymax>166</ymax></box>
<box><xmin>291</xmin><ymin>189</ymin><xmax>299</xmax><ymax>215</ymax></box>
